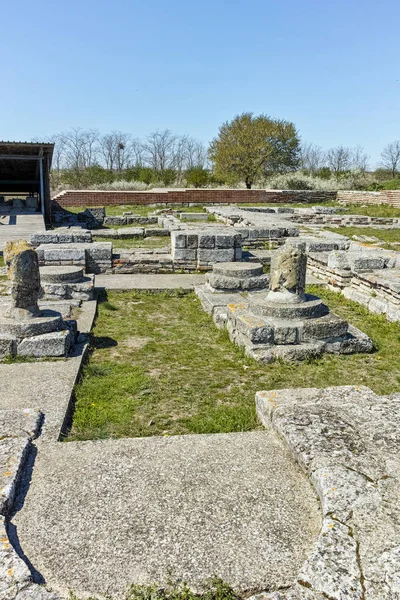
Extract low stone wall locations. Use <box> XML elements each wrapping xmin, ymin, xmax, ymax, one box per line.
<box><xmin>52</xmin><ymin>189</ymin><xmax>337</xmax><ymax>208</ymax></box>
<box><xmin>338</xmin><ymin>189</ymin><xmax>400</xmax><ymax>208</ymax></box>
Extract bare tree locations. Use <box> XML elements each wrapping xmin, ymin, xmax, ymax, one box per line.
<box><xmin>143</xmin><ymin>129</ymin><xmax>179</xmax><ymax>172</ymax></box>
<box><xmin>60</xmin><ymin>128</ymin><xmax>99</xmax><ymax>170</ymax></box>
<box><xmin>326</xmin><ymin>146</ymin><xmax>352</xmax><ymax>179</ymax></box>
<box><xmin>380</xmin><ymin>141</ymin><xmax>400</xmax><ymax>178</ymax></box>
<box><xmin>299</xmin><ymin>142</ymin><xmax>325</xmax><ymax>174</ymax></box>
<box><xmin>183</xmin><ymin>136</ymin><xmax>208</xmax><ymax>169</ymax></box>
<box><xmin>130</xmin><ymin>137</ymin><xmax>145</xmax><ymax>167</ymax></box>
<box><xmin>351</xmin><ymin>146</ymin><xmax>369</xmax><ymax>173</ymax></box>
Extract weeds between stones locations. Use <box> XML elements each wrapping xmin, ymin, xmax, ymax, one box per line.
<box><xmin>68</xmin><ymin>576</ymin><xmax>242</xmax><ymax>600</ymax></box>
<box><xmin>68</xmin><ymin>286</ymin><xmax>400</xmax><ymax>441</ymax></box>
<box><xmin>324</xmin><ymin>226</ymin><xmax>400</xmax><ymax>249</ymax></box>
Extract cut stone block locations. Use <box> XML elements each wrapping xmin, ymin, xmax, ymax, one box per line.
<box><xmin>17</xmin><ymin>330</ymin><xmax>72</xmax><ymax>357</ymax></box>
<box><xmin>0</xmin><ymin>335</ymin><xmax>16</xmax><ymax>358</ymax></box>
<box><xmin>172</xmin><ymin>248</ymin><xmax>197</xmax><ymax>262</ymax></box>
<box><xmin>213</xmin><ymin>262</ymin><xmax>264</xmax><ymax>278</ymax></box>
<box><xmin>198</xmin><ymin>234</ymin><xmax>215</xmax><ymax>249</ymax></box>
<box><xmin>171</xmin><ymin>232</ymin><xmax>187</xmax><ymax>249</ymax></box>
<box><xmin>40</xmin><ymin>266</ymin><xmax>84</xmax><ymax>284</ymax></box>
<box><xmin>0</xmin><ymin>312</ymin><xmax>63</xmax><ymax>338</ymax></box>
<box><xmin>197</xmin><ymin>248</ymin><xmax>235</xmax><ymax>265</ymax></box>
<box><xmin>235</xmin><ymin>312</ymin><xmax>274</xmax><ymax>344</ymax></box>
<box><xmin>117</xmin><ymin>227</ymin><xmax>144</xmax><ymax>239</ymax></box>
<box><xmin>250</xmin><ymin>294</ymin><xmax>327</xmax><ymax>320</ymax></box>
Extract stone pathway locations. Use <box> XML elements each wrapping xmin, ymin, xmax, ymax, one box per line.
<box><xmin>96</xmin><ymin>273</ymin><xmax>205</xmax><ymax>290</ymax></box>
<box><xmin>12</xmin><ymin>432</ymin><xmax>320</xmax><ymax>598</ymax></box>
<box><xmin>255</xmin><ymin>385</ymin><xmax>400</xmax><ymax>599</ymax></box>
<box><xmin>0</xmin><ymin>351</ymin><xmax>85</xmax><ymax>441</ymax></box>
<box><xmin>0</xmin><ymin>213</ymin><xmax>45</xmax><ymax>249</ymax></box>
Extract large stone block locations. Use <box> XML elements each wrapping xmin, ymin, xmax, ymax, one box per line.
<box><xmin>17</xmin><ymin>330</ymin><xmax>72</xmax><ymax>357</ymax></box>
<box><xmin>104</xmin><ymin>216</ymin><xmax>126</xmax><ymax>226</ymax></box>
<box><xmin>215</xmin><ymin>234</ymin><xmax>235</xmax><ymax>248</ymax></box>
<box><xmin>171</xmin><ymin>232</ymin><xmax>187</xmax><ymax>249</ymax></box>
<box><xmin>0</xmin><ymin>335</ymin><xmax>16</xmax><ymax>358</ymax></box>
<box><xmin>172</xmin><ymin>248</ymin><xmax>197</xmax><ymax>262</ymax></box>
<box><xmin>198</xmin><ymin>234</ymin><xmax>215</xmax><ymax>249</ymax></box>
<box><xmin>30</xmin><ymin>232</ymin><xmax>59</xmax><ymax>245</ymax></box>
<box><xmin>197</xmin><ymin>248</ymin><xmax>235</xmax><ymax>265</ymax></box>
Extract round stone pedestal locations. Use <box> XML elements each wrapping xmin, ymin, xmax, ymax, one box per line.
<box><xmin>249</xmin><ymin>293</ymin><xmax>328</xmax><ymax>320</ymax></box>
<box><xmin>206</xmin><ymin>262</ymin><xmax>268</xmax><ymax>292</ymax></box>
<box><xmin>40</xmin><ymin>266</ymin><xmax>84</xmax><ymax>284</ymax></box>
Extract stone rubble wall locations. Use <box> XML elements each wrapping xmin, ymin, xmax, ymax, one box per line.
<box><xmin>308</xmin><ymin>248</ymin><xmax>400</xmax><ymax>322</ymax></box>
<box><xmin>35</xmin><ymin>243</ymin><xmax>113</xmax><ymax>274</ymax></box>
<box><xmin>171</xmin><ymin>230</ymin><xmax>243</xmax><ymax>270</ymax></box>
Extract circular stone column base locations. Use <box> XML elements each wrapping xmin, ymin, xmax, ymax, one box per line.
<box><xmin>0</xmin><ymin>310</ymin><xmax>63</xmax><ymax>338</ymax></box>
<box><xmin>249</xmin><ymin>294</ymin><xmax>328</xmax><ymax>320</ymax></box>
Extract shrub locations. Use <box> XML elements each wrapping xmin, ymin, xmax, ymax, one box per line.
<box><xmin>186</xmin><ymin>167</ymin><xmax>210</xmax><ymax>188</ymax></box>
<box><xmin>382</xmin><ymin>178</ymin><xmax>400</xmax><ymax>190</ymax></box>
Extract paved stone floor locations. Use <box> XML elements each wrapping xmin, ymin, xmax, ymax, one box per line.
<box><xmin>12</xmin><ymin>432</ymin><xmax>321</xmax><ymax>598</ymax></box>
<box><xmin>0</xmin><ymin>212</ymin><xmax>45</xmax><ymax>248</ymax></box>
<box><xmin>96</xmin><ymin>273</ymin><xmax>206</xmax><ymax>290</ymax></box>
<box><xmin>0</xmin><ymin>353</ymin><xmax>84</xmax><ymax>441</ymax></box>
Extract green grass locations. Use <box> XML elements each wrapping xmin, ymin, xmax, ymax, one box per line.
<box><xmin>324</xmin><ymin>226</ymin><xmax>400</xmax><ymax>248</ymax></box>
<box><xmin>70</xmin><ymin>577</ymin><xmax>241</xmax><ymax>600</ymax></box>
<box><xmin>61</xmin><ymin>201</ymin><xmax>400</xmax><ymax>220</ymax></box>
<box><xmin>237</xmin><ymin>202</ymin><xmax>400</xmax><ymax>219</ymax></box>
<box><xmin>68</xmin><ymin>286</ymin><xmax>400</xmax><ymax>442</ymax></box>
<box><xmin>93</xmin><ymin>236</ymin><xmax>170</xmax><ymax>249</ymax></box>
<box><xmin>0</xmin><ymin>256</ymin><xmax>4</xmax><ymax>268</ymax></box>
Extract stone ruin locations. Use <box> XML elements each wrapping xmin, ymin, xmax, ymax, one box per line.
<box><xmin>0</xmin><ymin>240</ymin><xmax>77</xmax><ymax>359</ymax></box>
<box><xmin>197</xmin><ymin>242</ymin><xmax>373</xmax><ymax>362</ymax></box>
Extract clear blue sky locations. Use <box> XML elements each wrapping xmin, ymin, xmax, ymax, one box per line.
<box><xmin>1</xmin><ymin>0</ymin><xmax>399</xmax><ymax>165</ymax></box>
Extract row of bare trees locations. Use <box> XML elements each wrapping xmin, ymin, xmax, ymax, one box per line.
<box><xmin>47</xmin><ymin>128</ymin><xmax>208</xmax><ymax>175</ymax></box>
<box><xmin>300</xmin><ymin>142</ymin><xmax>400</xmax><ymax>178</ymax></box>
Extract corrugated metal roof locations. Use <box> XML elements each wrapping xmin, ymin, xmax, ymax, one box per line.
<box><xmin>0</xmin><ymin>140</ymin><xmax>54</xmax><ymax>146</ymax></box>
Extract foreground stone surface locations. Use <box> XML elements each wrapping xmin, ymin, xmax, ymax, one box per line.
<box><xmin>0</xmin><ymin>353</ymin><xmax>86</xmax><ymax>441</ymax></box>
<box><xmin>255</xmin><ymin>385</ymin><xmax>400</xmax><ymax>600</ymax></box>
<box><xmin>13</xmin><ymin>432</ymin><xmax>320</xmax><ymax>598</ymax></box>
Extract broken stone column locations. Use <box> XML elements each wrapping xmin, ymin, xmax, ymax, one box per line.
<box><xmin>3</xmin><ymin>240</ymin><xmax>41</xmax><ymax>319</ymax></box>
<box><xmin>267</xmin><ymin>242</ymin><xmax>307</xmax><ymax>304</ymax></box>
<box><xmin>0</xmin><ymin>240</ymin><xmax>77</xmax><ymax>359</ymax></box>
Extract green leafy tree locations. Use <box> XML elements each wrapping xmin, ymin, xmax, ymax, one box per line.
<box><xmin>208</xmin><ymin>112</ymin><xmax>300</xmax><ymax>188</ymax></box>
<box><xmin>186</xmin><ymin>166</ymin><xmax>210</xmax><ymax>187</ymax></box>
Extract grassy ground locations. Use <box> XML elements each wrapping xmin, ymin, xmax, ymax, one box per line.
<box><xmin>68</xmin><ymin>286</ymin><xmax>400</xmax><ymax>442</ymax></box>
<box><xmin>324</xmin><ymin>226</ymin><xmax>400</xmax><ymax>248</ymax></box>
<box><xmin>238</xmin><ymin>202</ymin><xmax>400</xmax><ymax>219</ymax></box>
<box><xmin>61</xmin><ymin>202</ymin><xmax>400</xmax><ymax>219</ymax></box>
<box><xmin>93</xmin><ymin>236</ymin><xmax>170</xmax><ymax>250</ymax></box>
<box><xmin>0</xmin><ymin>256</ymin><xmax>4</xmax><ymax>267</ymax></box>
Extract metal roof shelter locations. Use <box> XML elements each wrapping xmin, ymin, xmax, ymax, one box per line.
<box><xmin>0</xmin><ymin>141</ymin><xmax>54</xmax><ymax>221</ymax></box>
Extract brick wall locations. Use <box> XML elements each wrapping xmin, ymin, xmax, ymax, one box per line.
<box><xmin>337</xmin><ymin>190</ymin><xmax>400</xmax><ymax>208</ymax></box>
<box><xmin>52</xmin><ymin>188</ymin><xmax>338</xmax><ymax>208</ymax></box>
<box><xmin>52</xmin><ymin>187</ymin><xmax>400</xmax><ymax>211</ymax></box>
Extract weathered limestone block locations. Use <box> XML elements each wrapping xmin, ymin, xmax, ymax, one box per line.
<box><xmin>267</xmin><ymin>242</ymin><xmax>307</xmax><ymax>304</ymax></box>
<box><xmin>3</xmin><ymin>241</ymin><xmax>41</xmax><ymax>318</ymax></box>
<box><xmin>17</xmin><ymin>330</ymin><xmax>72</xmax><ymax>357</ymax></box>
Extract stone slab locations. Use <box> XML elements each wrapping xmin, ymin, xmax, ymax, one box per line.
<box><xmin>13</xmin><ymin>432</ymin><xmax>321</xmax><ymax>597</ymax></box>
<box><xmin>95</xmin><ymin>273</ymin><xmax>205</xmax><ymax>290</ymax></box>
<box><xmin>0</xmin><ymin>350</ymin><xmax>86</xmax><ymax>441</ymax></box>
<box><xmin>255</xmin><ymin>385</ymin><xmax>400</xmax><ymax>599</ymax></box>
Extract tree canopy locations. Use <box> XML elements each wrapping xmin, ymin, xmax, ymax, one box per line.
<box><xmin>208</xmin><ymin>112</ymin><xmax>300</xmax><ymax>188</ymax></box>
